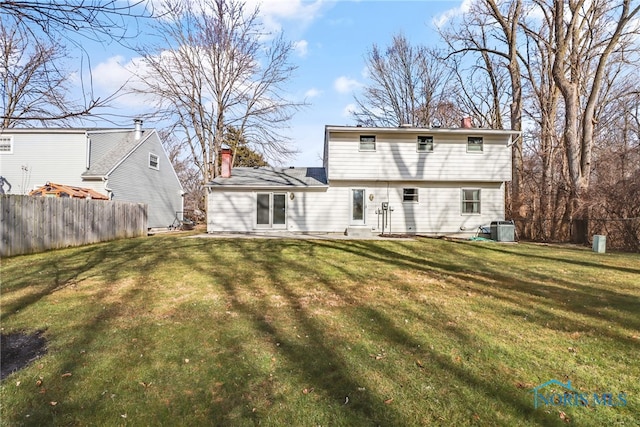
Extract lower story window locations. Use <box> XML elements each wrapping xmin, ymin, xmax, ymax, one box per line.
<box><xmin>461</xmin><ymin>189</ymin><xmax>480</xmax><ymax>214</ymax></box>
<box><xmin>403</xmin><ymin>188</ymin><xmax>418</xmax><ymax>202</ymax></box>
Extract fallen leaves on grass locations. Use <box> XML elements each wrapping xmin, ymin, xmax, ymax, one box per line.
<box><xmin>515</xmin><ymin>382</ymin><xmax>534</xmax><ymax>389</ymax></box>
<box><xmin>61</xmin><ymin>372</ymin><xmax>72</xmax><ymax>378</ymax></box>
<box><xmin>302</xmin><ymin>388</ymin><xmax>314</xmax><ymax>395</ymax></box>
<box><xmin>559</xmin><ymin>411</ymin><xmax>570</xmax><ymax>423</ymax></box>
<box><xmin>384</xmin><ymin>398</ymin><xmax>394</xmax><ymax>404</ymax></box>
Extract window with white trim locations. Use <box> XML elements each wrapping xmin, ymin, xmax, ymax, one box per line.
<box><xmin>417</xmin><ymin>136</ymin><xmax>433</xmax><ymax>152</ymax></box>
<box><xmin>403</xmin><ymin>188</ymin><xmax>419</xmax><ymax>202</ymax></box>
<box><xmin>0</xmin><ymin>136</ymin><xmax>13</xmax><ymax>154</ymax></box>
<box><xmin>359</xmin><ymin>135</ymin><xmax>376</xmax><ymax>151</ymax></box>
<box><xmin>149</xmin><ymin>153</ymin><xmax>159</xmax><ymax>170</ymax></box>
<box><xmin>461</xmin><ymin>189</ymin><xmax>481</xmax><ymax>214</ymax></box>
<box><xmin>467</xmin><ymin>136</ymin><xmax>483</xmax><ymax>153</ymax></box>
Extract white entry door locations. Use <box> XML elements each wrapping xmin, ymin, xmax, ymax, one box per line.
<box><xmin>351</xmin><ymin>189</ymin><xmax>365</xmax><ymax>225</ymax></box>
<box><xmin>256</xmin><ymin>193</ymin><xmax>287</xmax><ymax>229</ymax></box>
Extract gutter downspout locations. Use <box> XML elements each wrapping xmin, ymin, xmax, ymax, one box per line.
<box><xmin>103</xmin><ymin>177</ymin><xmax>113</xmax><ymax>200</ymax></box>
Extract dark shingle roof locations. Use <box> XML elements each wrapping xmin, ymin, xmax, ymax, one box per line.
<box><xmin>208</xmin><ymin>167</ymin><xmax>327</xmax><ymax>188</ymax></box>
<box><xmin>82</xmin><ymin>131</ymin><xmax>144</xmax><ymax>177</ymax></box>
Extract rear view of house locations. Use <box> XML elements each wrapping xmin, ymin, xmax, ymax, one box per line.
<box><xmin>206</xmin><ymin>122</ymin><xmax>518</xmax><ymax>236</ymax></box>
<box><xmin>0</xmin><ymin>121</ymin><xmax>183</xmax><ymax>228</ymax></box>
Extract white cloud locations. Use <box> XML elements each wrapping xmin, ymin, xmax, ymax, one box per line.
<box><xmin>92</xmin><ymin>56</ymin><xmax>134</xmax><ymax>90</ymax></box>
<box><xmin>342</xmin><ymin>103</ymin><xmax>356</xmax><ymax>118</ymax></box>
<box><xmin>334</xmin><ymin>76</ymin><xmax>361</xmax><ymax>94</ymax></box>
<box><xmin>293</xmin><ymin>39</ymin><xmax>309</xmax><ymax>57</ymax></box>
<box><xmin>432</xmin><ymin>0</ymin><xmax>474</xmax><ymax>29</ymax></box>
<box><xmin>246</xmin><ymin>0</ymin><xmax>327</xmax><ymax>32</ymax></box>
<box><xmin>91</xmin><ymin>55</ymin><xmax>153</xmax><ymax>109</ymax></box>
<box><xmin>304</xmin><ymin>88</ymin><xmax>322</xmax><ymax>99</ymax></box>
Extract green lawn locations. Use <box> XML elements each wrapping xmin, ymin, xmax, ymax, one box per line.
<box><xmin>1</xmin><ymin>235</ymin><xmax>638</xmax><ymax>426</ymax></box>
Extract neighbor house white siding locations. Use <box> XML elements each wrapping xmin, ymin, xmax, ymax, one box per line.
<box><xmin>0</xmin><ymin>130</ymin><xmax>88</xmax><ymax>195</ymax></box>
<box><xmin>1</xmin><ymin>128</ymin><xmax>183</xmax><ymax>229</ymax></box>
<box><xmin>106</xmin><ymin>133</ymin><xmax>183</xmax><ymax>228</ymax></box>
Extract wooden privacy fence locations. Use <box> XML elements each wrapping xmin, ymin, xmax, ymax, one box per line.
<box><xmin>1</xmin><ymin>195</ymin><xmax>147</xmax><ymax>257</ymax></box>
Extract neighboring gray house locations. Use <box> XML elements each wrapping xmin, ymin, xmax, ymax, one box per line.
<box><xmin>0</xmin><ymin>121</ymin><xmax>183</xmax><ymax>228</ymax></box>
<box><xmin>206</xmin><ymin>122</ymin><xmax>519</xmax><ymax>236</ymax></box>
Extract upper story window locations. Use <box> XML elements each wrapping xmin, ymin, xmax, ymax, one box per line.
<box><xmin>0</xmin><ymin>136</ymin><xmax>13</xmax><ymax>154</ymax></box>
<box><xmin>149</xmin><ymin>153</ymin><xmax>159</xmax><ymax>170</ymax></box>
<box><xmin>461</xmin><ymin>189</ymin><xmax>481</xmax><ymax>214</ymax></box>
<box><xmin>417</xmin><ymin>136</ymin><xmax>433</xmax><ymax>152</ymax></box>
<box><xmin>467</xmin><ymin>136</ymin><xmax>483</xmax><ymax>153</ymax></box>
<box><xmin>359</xmin><ymin>135</ymin><xmax>376</xmax><ymax>151</ymax></box>
<box><xmin>403</xmin><ymin>188</ymin><xmax>419</xmax><ymax>202</ymax></box>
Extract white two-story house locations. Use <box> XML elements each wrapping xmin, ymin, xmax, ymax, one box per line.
<box><xmin>206</xmin><ymin>123</ymin><xmax>517</xmax><ymax>236</ymax></box>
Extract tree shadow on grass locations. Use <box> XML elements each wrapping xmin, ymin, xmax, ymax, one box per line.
<box><xmin>179</xmin><ymin>238</ymin><xmax>574</xmax><ymax>425</ymax></box>
<box><xmin>0</xmin><ymin>236</ymin><xmax>170</xmax><ymax>323</ymax></box>
<box><xmin>315</xmin><ymin>239</ymin><xmax>640</xmax><ymax>341</ymax></box>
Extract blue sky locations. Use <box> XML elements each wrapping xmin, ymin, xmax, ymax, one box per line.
<box><xmin>84</xmin><ymin>0</ymin><xmax>468</xmax><ymax>166</ymax></box>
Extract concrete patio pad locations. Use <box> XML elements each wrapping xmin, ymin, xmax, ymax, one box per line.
<box><xmin>186</xmin><ymin>231</ymin><xmax>417</xmax><ymax>240</ymax></box>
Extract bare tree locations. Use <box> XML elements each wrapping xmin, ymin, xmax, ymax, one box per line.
<box><xmin>135</xmin><ymin>0</ymin><xmax>302</xmax><ymax>186</ymax></box>
<box><xmin>0</xmin><ymin>1</ymin><xmax>150</xmax><ymax>42</ymax></box>
<box><xmin>549</xmin><ymin>0</ymin><xmax>640</xmax><ymax>222</ymax></box>
<box><xmin>439</xmin><ymin>0</ymin><xmax>524</xmax><ymax>221</ymax></box>
<box><xmin>0</xmin><ymin>1</ymin><xmax>153</xmax><ymax>128</ymax></box>
<box><xmin>353</xmin><ymin>33</ymin><xmax>453</xmax><ymax>127</ymax></box>
<box><xmin>0</xmin><ymin>20</ymin><xmax>113</xmax><ymax>127</ymax></box>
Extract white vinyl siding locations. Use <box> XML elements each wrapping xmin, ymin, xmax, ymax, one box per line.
<box><xmin>0</xmin><ymin>131</ymin><xmax>89</xmax><ymax>195</ymax></box>
<box><xmin>209</xmin><ymin>182</ymin><xmax>505</xmax><ymax>235</ymax></box>
<box><xmin>107</xmin><ymin>133</ymin><xmax>182</xmax><ymax>228</ymax></box>
<box><xmin>328</xmin><ymin>131</ymin><xmax>511</xmax><ymax>181</ymax></box>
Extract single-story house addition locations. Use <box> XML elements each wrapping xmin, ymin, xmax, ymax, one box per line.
<box><xmin>206</xmin><ymin>123</ymin><xmax>519</xmax><ymax>236</ymax></box>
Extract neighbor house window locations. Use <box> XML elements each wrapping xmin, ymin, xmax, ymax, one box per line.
<box><xmin>359</xmin><ymin>135</ymin><xmax>376</xmax><ymax>151</ymax></box>
<box><xmin>403</xmin><ymin>188</ymin><xmax>419</xmax><ymax>202</ymax></box>
<box><xmin>417</xmin><ymin>136</ymin><xmax>433</xmax><ymax>152</ymax></box>
<box><xmin>149</xmin><ymin>153</ymin><xmax>159</xmax><ymax>170</ymax></box>
<box><xmin>467</xmin><ymin>136</ymin><xmax>483</xmax><ymax>152</ymax></box>
<box><xmin>461</xmin><ymin>189</ymin><xmax>481</xmax><ymax>214</ymax></box>
<box><xmin>0</xmin><ymin>136</ymin><xmax>13</xmax><ymax>154</ymax></box>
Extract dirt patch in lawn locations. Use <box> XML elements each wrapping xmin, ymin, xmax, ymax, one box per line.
<box><xmin>1</xmin><ymin>331</ymin><xmax>47</xmax><ymax>380</ymax></box>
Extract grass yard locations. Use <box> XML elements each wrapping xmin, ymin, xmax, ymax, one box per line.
<box><xmin>1</xmin><ymin>235</ymin><xmax>639</xmax><ymax>426</ymax></box>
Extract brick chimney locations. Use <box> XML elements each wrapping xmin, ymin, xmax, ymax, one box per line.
<box><xmin>461</xmin><ymin>117</ymin><xmax>473</xmax><ymax>128</ymax></box>
<box><xmin>220</xmin><ymin>148</ymin><xmax>232</xmax><ymax>178</ymax></box>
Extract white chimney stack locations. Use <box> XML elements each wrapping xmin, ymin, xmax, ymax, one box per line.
<box><xmin>134</xmin><ymin>119</ymin><xmax>143</xmax><ymax>140</ymax></box>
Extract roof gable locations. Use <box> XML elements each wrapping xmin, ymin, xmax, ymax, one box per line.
<box><xmin>82</xmin><ymin>130</ymin><xmax>151</xmax><ymax>178</ymax></box>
